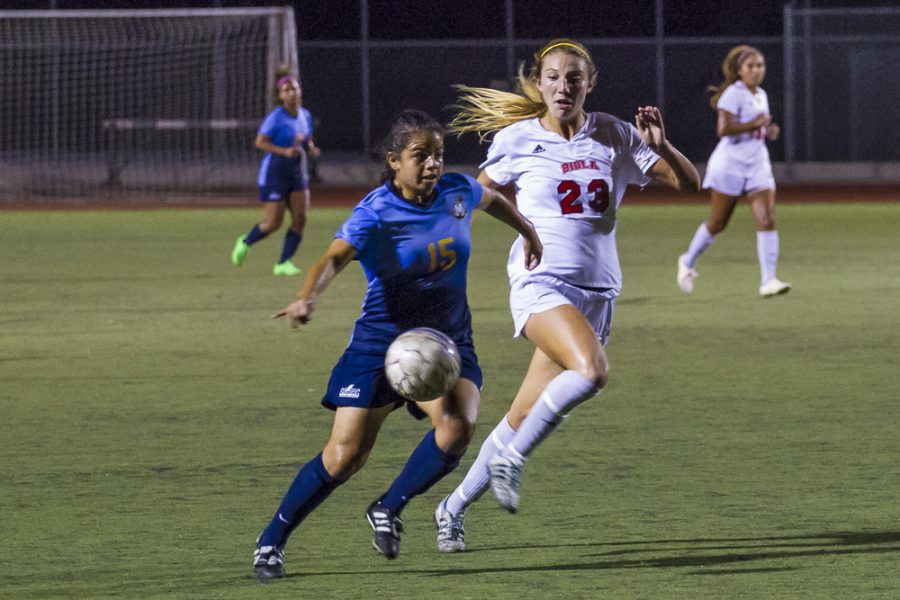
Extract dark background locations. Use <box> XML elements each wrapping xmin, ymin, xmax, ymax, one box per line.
<box><xmin>6</xmin><ymin>0</ymin><xmax>895</xmax><ymax>38</ymax></box>
<box><xmin>5</xmin><ymin>0</ymin><xmax>899</xmax><ymax>166</ymax></box>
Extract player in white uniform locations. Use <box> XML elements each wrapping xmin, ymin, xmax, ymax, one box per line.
<box><xmin>677</xmin><ymin>45</ymin><xmax>791</xmax><ymax>297</ymax></box>
<box><xmin>433</xmin><ymin>38</ymin><xmax>700</xmax><ymax>551</ymax></box>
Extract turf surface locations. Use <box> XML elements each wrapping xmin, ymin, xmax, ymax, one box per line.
<box><xmin>2</xmin><ymin>202</ymin><xmax>898</xmax><ymax>599</ymax></box>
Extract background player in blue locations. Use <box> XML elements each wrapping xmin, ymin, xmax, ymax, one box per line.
<box><xmin>231</xmin><ymin>67</ymin><xmax>321</xmax><ymax>276</ymax></box>
<box><xmin>251</xmin><ymin>110</ymin><xmax>542</xmax><ymax>580</ymax></box>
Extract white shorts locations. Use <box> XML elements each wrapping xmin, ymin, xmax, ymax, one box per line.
<box><xmin>702</xmin><ymin>167</ymin><xmax>775</xmax><ymax>197</ymax></box>
<box><xmin>508</xmin><ymin>273</ymin><xmax>617</xmax><ymax>345</ymax></box>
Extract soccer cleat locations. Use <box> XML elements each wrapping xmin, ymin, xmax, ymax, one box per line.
<box><xmin>252</xmin><ymin>544</ymin><xmax>285</xmax><ymax>581</ymax></box>
<box><xmin>366</xmin><ymin>500</ymin><xmax>404</xmax><ymax>559</ymax></box>
<box><xmin>488</xmin><ymin>455</ymin><xmax>524</xmax><ymax>513</ymax></box>
<box><xmin>272</xmin><ymin>260</ymin><xmax>302</xmax><ymax>276</ymax></box>
<box><xmin>759</xmin><ymin>278</ymin><xmax>792</xmax><ymax>298</ymax></box>
<box><xmin>231</xmin><ymin>235</ymin><xmax>250</xmax><ymax>267</ymax></box>
<box><xmin>434</xmin><ymin>496</ymin><xmax>467</xmax><ymax>553</ymax></box>
<box><xmin>677</xmin><ymin>255</ymin><xmax>698</xmax><ymax>294</ymax></box>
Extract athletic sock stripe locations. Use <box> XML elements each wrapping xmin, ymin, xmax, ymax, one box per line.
<box><xmin>542</xmin><ymin>391</ymin><xmax>564</xmax><ymax>416</ymax></box>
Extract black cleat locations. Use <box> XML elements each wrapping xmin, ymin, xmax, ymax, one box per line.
<box><xmin>252</xmin><ymin>544</ymin><xmax>286</xmax><ymax>581</ymax></box>
<box><xmin>366</xmin><ymin>501</ymin><xmax>404</xmax><ymax>559</ymax></box>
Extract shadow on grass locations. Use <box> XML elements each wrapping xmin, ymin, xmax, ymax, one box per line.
<box><xmin>418</xmin><ymin>530</ymin><xmax>900</xmax><ymax>576</ymax></box>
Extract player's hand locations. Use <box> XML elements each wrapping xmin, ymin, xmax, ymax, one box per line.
<box><xmin>765</xmin><ymin>122</ymin><xmax>780</xmax><ymax>141</ymax></box>
<box><xmin>635</xmin><ymin>106</ymin><xmax>666</xmax><ymax>151</ymax></box>
<box><xmin>282</xmin><ymin>147</ymin><xmax>300</xmax><ymax>158</ymax></box>
<box><xmin>522</xmin><ymin>230</ymin><xmax>543</xmax><ymax>271</ymax></box>
<box><xmin>273</xmin><ymin>298</ymin><xmax>314</xmax><ymax>328</ymax></box>
<box><xmin>752</xmin><ymin>113</ymin><xmax>773</xmax><ymax>128</ymax></box>
<box><xmin>307</xmin><ymin>142</ymin><xmax>321</xmax><ymax>160</ymax></box>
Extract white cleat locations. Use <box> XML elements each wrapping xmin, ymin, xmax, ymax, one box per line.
<box><xmin>677</xmin><ymin>255</ymin><xmax>698</xmax><ymax>294</ymax></box>
<box><xmin>759</xmin><ymin>278</ymin><xmax>792</xmax><ymax>298</ymax></box>
<box><xmin>434</xmin><ymin>497</ymin><xmax>467</xmax><ymax>553</ymax></box>
<box><xmin>488</xmin><ymin>455</ymin><xmax>524</xmax><ymax>513</ymax></box>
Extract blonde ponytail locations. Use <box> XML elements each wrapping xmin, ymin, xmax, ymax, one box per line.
<box><xmin>447</xmin><ymin>66</ymin><xmax>546</xmax><ymax>139</ymax></box>
<box><xmin>448</xmin><ymin>38</ymin><xmax>596</xmax><ymax>139</ymax></box>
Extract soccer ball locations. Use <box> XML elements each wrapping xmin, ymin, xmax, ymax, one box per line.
<box><xmin>384</xmin><ymin>328</ymin><xmax>462</xmax><ymax>402</ymax></box>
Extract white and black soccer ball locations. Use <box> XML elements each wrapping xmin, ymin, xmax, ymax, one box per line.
<box><xmin>384</xmin><ymin>328</ymin><xmax>462</xmax><ymax>402</ymax></box>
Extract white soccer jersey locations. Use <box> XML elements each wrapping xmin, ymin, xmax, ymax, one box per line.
<box><xmin>482</xmin><ymin>112</ymin><xmax>659</xmax><ymax>290</ymax></box>
<box><xmin>705</xmin><ymin>81</ymin><xmax>772</xmax><ymax>174</ymax></box>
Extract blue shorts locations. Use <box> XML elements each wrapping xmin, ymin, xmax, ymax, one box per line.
<box><xmin>321</xmin><ymin>341</ymin><xmax>482</xmax><ymax>420</ymax></box>
<box><xmin>258</xmin><ymin>175</ymin><xmax>309</xmax><ymax>202</ymax></box>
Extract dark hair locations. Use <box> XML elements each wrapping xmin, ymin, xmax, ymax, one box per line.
<box><xmin>377</xmin><ymin>109</ymin><xmax>444</xmax><ymax>183</ymax></box>
<box><xmin>273</xmin><ymin>63</ymin><xmax>300</xmax><ymax>100</ymax></box>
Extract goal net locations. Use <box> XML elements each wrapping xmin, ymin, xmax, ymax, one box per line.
<box><xmin>0</xmin><ymin>7</ymin><xmax>297</xmax><ymax>201</ymax></box>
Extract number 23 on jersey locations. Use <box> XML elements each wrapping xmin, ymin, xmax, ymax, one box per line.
<box><xmin>557</xmin><ymin>179</ymin><xmax>610</xmax><ymax>215</ymax></box>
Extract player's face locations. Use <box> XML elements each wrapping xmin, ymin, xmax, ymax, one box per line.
<box><xmin>539</xmin><ymin>52</ymin><xmax>594</xmax><ymax>123</ymax></box>
<box><xmin>389</xmin><ymin>131</ymin><xmax>444</xmax><ymax>201</ymax></box>
<box><xmin>739</xmin><ymin>53</ymin><xmax>766</xmax><ymax>88</ymax></box>
<box><xmin>278</xmin><ymin>80</ymin><xmax>301</xmax><ymax>109</ymax></box>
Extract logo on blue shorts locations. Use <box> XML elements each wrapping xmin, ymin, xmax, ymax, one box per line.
<box><xmin>339</xmin><ymin>384</ymin><xmax>361</xmax><ymax>399</ymax></box>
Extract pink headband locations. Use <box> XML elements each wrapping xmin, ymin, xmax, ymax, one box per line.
<box><xmin>277</xmin><ymin>75</ymin><xmax>299</xmax><ymax>89</ymax></box>
<box><xmin>736</xmin><ymin>49</ymin><xmax>757</xmax><ymax>67</ymax></box>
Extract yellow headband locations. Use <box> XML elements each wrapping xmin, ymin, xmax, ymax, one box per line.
<box><xmin>539</xmin><ymin>42</ymin><xmax>590</xmax><ymax>62</ymax></box>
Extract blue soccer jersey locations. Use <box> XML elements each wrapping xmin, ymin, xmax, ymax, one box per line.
<box><xmin>336</xmin><ymin>173</ymin><xmax>483</xmax><ymax>353</ymax></box>
<box><xmin>256</xmin><ymin>106</ymin><xmax>314</xmax><ymax>186</ymax></box>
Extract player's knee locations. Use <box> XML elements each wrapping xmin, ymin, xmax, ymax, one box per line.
<box><xmin>758</xmin><ymin>216</ymin><xmax>776</xmax><ymax>230</ymax></box>
<box><xmin>437</xmin><ymin>414</ymin><xmax>476</xmax><ymax>452</ymax></box>
<box><xmin>574</xmin><ymin>361</ymin><xmax>608</xmax><ymax>390</ymax></box>
<box><xmin>323</xmin><ymin>442</ymin><xmax>369</xmax><ymax>479</ymax></box>
<box><xmin>260</xmin><ymin>219</ymin><xmax>280</xmax><ymax>233</ymax></box>
<box><xmin>706</xmin><ymin>219</ymin><xmax>727</xmax><ymax>235</ymax></box>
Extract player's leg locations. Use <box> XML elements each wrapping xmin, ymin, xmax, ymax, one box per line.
<box><xmin>371</xmin><ymin>368</ymin><xmax>480</xmax><ymax>559</ymax></box>
<box><xmin>253</xmin><ymin>404</ymin><xmax>392</xmax><ymax>580</ymax></box>
<box><xmin>273</xmin><ymin>188</ymin><xmax>309</xmax><ymax>276</ymax></box>
<box><xmin>678</xmin><ymin>188</ymin><xmax>739</xmax><ymax>292</ymax></box>
<box><xmin>748</xmin><ymin>187</ymin><xmax>790</xmax><ymax>296</ymax></box>
<box><xmin>437</xmin><ymin>349</ymin><xmax>560</xmax><ymax>551</ymax></box>
<box><xmin>232</xmin><ymin>197</ymin><xmax>285</xmax><ymax>267</ymax></box>
<box><xmin>489</xmin><ymin>304</ymin><xmax>607</xmax><ymax>512</ymax></box>
<box><xmin>443</xmin><ymin>348</ymin><xmax>560</xmax><ymax>514</ymax></box>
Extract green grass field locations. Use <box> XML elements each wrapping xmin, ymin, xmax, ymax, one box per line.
<box><xmin>2</xmin><ymin>202</ymin><xmax>899</xmax><ymax>599</ymax></box>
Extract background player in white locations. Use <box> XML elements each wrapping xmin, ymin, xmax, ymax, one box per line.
<box><xmin>433</xmin><ymin>38</ymin><xmax>700</xmax><ymax>551</ymax></box>
<box><xmin>677</xmin><ymin>45</ymin><xmax>791</xmax><ymax>297</ymax></box>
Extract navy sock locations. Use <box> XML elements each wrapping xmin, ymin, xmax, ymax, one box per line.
<box><xmin>258</xmin><ymin>453</ymin><xmax>342</xmax><ymax>548</ymax></box>
<box><xmin>244</xmin><ymin>224</ymin><xmax>268</xmax><ymax>246</ymax></box>
<box><xmin>278</xmin><ymin>230</ymin><xmax>301</xmax><ymax>264</ymax></box>
<box><xmin>380</xmin><ymin>429</ymin><xmax>462</xmax><ymax>514</ymax></box>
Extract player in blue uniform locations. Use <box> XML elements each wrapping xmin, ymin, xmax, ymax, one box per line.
<box><xmin>231</xmin><ymin>68</ymin><xmax>321</xmax><ymax>276</ymax></box>
<box><xmin>251</xmin><ymin>110</ymin><xmax>542</xmax><ymax>580</ymax></box>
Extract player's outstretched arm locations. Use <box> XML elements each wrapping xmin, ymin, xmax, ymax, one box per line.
<box><xmin>273</xmin><ymin>238</ymin><xmax>357</xmax><ymax>328</ymax></box>
<box><xmin>476</xmin><ymin>171</ymin><xmax>543</xmax><ymax>270</ymax></box>
<box><xmin>635</xmin><ymin>106</ymin><xmax>701</xmax><ymax>192</ymax></box>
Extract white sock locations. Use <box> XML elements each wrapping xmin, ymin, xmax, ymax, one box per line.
<box><xmin>507</xmin><ymin>371</ymin><xmax>598</xmax><ymax>460</ymax></box>
<box><xmin>683</xmin><ymin>223</ymin><xmax>715</xmax><ymax>268</ymax></box>
<box><xmin>444</xmin><ymin>415</ymin><xmax>515</xmax><ymax>516</ymax></box>
<box><xmin>757</xmin><ymin>230</ymin><xmax>779</xmax><ymax>285</ymax></box>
